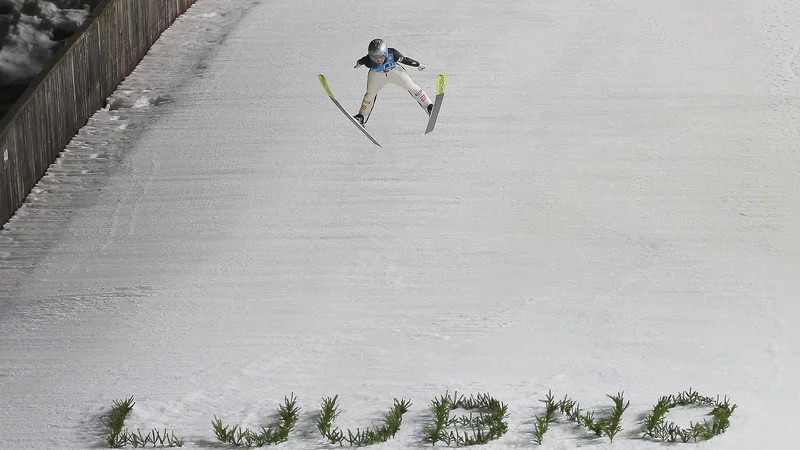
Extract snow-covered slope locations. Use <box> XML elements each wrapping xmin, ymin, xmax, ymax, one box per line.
<box><xmin>1</xmin><ymin>0</ymin><xmax>799</xmax><ymax>448</ymax></box>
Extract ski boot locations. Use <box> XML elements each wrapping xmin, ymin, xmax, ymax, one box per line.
<box><xmin>353</xmin><ymin>114</ymin><xmax>365</xmax><ymax>126</ymax></box>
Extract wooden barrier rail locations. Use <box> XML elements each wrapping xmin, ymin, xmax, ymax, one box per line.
<box><xmin>0</xmin><ymin>0</ymin><xmax>196</xmax><ymax>227</ymax></box>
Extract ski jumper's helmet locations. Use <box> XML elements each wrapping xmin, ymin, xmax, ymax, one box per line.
<box><xmin>368</xmin><ymin>39</ymin><xmax>388</xmax><ymax>63</ymax></box>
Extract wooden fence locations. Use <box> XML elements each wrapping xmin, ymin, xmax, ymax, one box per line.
<box><xmin>0</xmin><ymin>0</ymin><xmax>197</xmax><ymax>227</ymax></box>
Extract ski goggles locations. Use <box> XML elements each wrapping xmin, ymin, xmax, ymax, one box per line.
<box><xmin>369</xmin><ymin>53</ymin><xmax>386</xmax><ymax>63</ymax></box>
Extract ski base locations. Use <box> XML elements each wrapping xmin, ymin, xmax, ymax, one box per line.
<box><xmin>318</xmin><ymin>73</ymin><xmax>382</xmax><ymax>147</ymax></box>
<box><xmin>425</xmin><ymin>73</ymin><xmax>447</xmax><ymax>134</ymax></box>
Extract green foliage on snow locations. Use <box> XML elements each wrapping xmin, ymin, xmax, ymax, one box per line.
<box><xmin>211</xmin><ymin>393</ymin><xmax>299</xmax><ymax>447</ymax></box>
<box><xmin>422</xmin><ymin>391</ymin><xmax>509</xmax><ymax>446</ymax></box>
<box><xmin>642</xmin><ymin>388</ymin><xmax>737</xmax><ymax>443</ymax></box>
<box><xmin>316</xmin><ymin>395</ymin><xmax>412</xmax><ymax>446</ymax></box>
<box><xmin>121</xmin><ymin>429</ymin><xmax>184</xmax><ymax>448</ymax></box>
<box><xmin>103</xmin><ymin>396</ymin><xmax>183</xmax><ymax>448</ymax></box>
<box><xmin>104</xmin><ymin>388</ymin><xmax>737</xmax><ymax>447</ymax></box>
<box><xmin>533</xmin><ymin>391</ymin><xmax>558</xmax><ymax>445</ymax></box>
<box><xmin>532</xmin><ymin>391</ymin><xmax>630</xmax><ymax>445</ymax></box>
<box><xmin>103</xmin><ymin>396</ymin><xmax>134</xmax><ymax>448</ymax></box>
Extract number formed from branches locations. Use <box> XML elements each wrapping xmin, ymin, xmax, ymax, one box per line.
<box><xmin>642</xmin><ymin>389</ymin><xmax>737</xmax><ymax>443</ymax></box>
<box><xmin>422</xmin><ymin>391</ymin><xmax>509</xmax><ymax>446</ymax></box>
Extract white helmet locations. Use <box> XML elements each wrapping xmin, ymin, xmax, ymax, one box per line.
<box><xmin>368</xmin><ymin>38</ymin><xmax>388</xmax><ymax>62</ymax></box>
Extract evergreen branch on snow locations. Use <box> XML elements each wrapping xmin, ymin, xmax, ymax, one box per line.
<box><xmin>422</xmin><ymin>391</ymin><xmax>509</xmax><ymax>446</ymax></box>
<box><xmin>212</xmin><ymin>393</ymin><xmax>299</xmax><ymax>446</ymax></box>
<box><xmin>642</xmin><ymin>388</ymin><xmax>737</xmax><ymax>443</ymax></box>
<box><xmin>316</xmin><ymin>395</ymin><xmax>412</xmax><ymax>446</ymax></box>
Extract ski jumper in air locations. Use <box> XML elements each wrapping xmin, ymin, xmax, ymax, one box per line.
<box><xmin>353</xmin><ymin>38</ymin><xmax>432</xmax><ymax>126</ymax></box>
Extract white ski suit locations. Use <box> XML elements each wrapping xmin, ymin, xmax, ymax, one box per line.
<box><xmin>354</xmin><ymin>47</ymin><xmax>432</xmax><ymax>124</ymax></box>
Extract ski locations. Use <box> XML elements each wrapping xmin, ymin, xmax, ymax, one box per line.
<box><xmin>318</xmin><ymin>73</ymin><xmax>382</xmax><ymax>148</ymax></box>
<box><xmin>425</xmin><ymin>73</ymin><xmax>447</xmax><ymax>134</ymax></box>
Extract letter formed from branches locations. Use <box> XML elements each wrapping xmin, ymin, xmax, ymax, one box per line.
<box><xmin>534</xmin><ymin>391</ymin><xmax>630</xmax><ymax>445</ymax></box>
<box><xmin>212</xmin><ymin>393</ymin><xmax>300</xmax><ymax>446</ymax></box>
<box><xmin>316</xmin><ymin>395</ymin><xmax>412</xmax><ymax>446</ymax></box>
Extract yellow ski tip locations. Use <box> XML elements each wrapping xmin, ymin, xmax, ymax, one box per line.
<box><xmin>318</xmin><ymin>73</ymin><xmax>335</xmax><ymax>99</ymax></box>
<box><xmin>436</xmin><ymin>73</ymin><xmax>447</xmax><ymax>95</ymax></box>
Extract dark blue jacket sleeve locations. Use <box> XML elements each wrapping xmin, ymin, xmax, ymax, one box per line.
<box><xmin>356</xmin><ymin>55</ymin><xmax>373</xmax><ymax>67</ymax></box>
<box><xmin>392</xmin><ymin>49</ymin><xmax>421</xmax><ymax>67</ymax></box>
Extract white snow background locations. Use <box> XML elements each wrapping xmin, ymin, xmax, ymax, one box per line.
<box><xmin>2</xmin><ymin>0</ymin><xmax>800</xmax><ymax>448</ymax></box>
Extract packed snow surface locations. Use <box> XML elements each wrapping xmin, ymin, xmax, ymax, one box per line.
<box><xmin>1</xmin><ymin>0</ymin><xmax>800</xmax><ymax>448</ymax></box>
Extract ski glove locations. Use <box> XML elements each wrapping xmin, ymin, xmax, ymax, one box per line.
<box><xmin>354</xmin><ymin>61</ymin><xmax>362</xmax><ymax>68</ymax></box>
<box><xmin>418</xmin><ymin>63</ymin><xmax>427</xmax><ymax>71</ymax></box>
